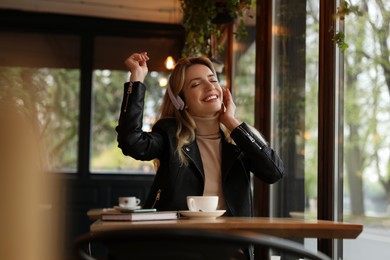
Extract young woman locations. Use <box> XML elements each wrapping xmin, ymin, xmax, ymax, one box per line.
<box><xmin>116</xmin><ymin>52</ymin><xmax>284</xmax><ymax>216</ymax></box>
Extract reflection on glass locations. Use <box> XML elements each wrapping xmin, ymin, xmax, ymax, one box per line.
<box><xmin>232</xmin><ymin>3</ymin><xmax>256</xmax><ymax>126</ymax></box>
<box><xmin>271</xmin><ymin>0</ymin><xmax>319</xmax><ymax>216</ymax></box>
<box><xmin>233</xmin><ymin>43</ymin><xmax>256</xmax><ymax>126</ymax></box>
<box><xmin>270</xmin><ymin>0</ymin><xmax>319</xmax><ymax>251</ymax></box>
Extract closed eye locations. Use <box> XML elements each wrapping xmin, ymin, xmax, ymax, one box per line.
<box><xmin>208</xmin><ymin>75</ymin><xmax>218</xmax><ymax>83</ymax></box>
<box><xmin>188</xmin><ymin>75</ymin><xmax>218</xmax><ymax>88</ymax></box>
<box><xmin>191</xmin><ymin>82</ymin><xmax>201</xmax><ymax>88</ymax></box>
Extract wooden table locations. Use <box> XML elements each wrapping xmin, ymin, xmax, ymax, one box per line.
<box><xmin>89</xmin><ymin>210</ymin><xmax>363</xmax><ymax>239</ymax></box>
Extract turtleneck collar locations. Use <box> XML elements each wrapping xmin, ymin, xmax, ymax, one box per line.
<box><xmin>192</xmin><ymin>114</ymin><xmax>220</xmax><ymax>136</ymax></box>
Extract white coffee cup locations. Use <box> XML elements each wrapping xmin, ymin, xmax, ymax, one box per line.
<box><xmin>118</xmin><ymin>196</ymin><xmax>140</xmax><ymax>208</ymax></box>
<box><xmin>187</xmin><ymin>196</ymin><xmax>218</xmax><ymax>212</ymax></box>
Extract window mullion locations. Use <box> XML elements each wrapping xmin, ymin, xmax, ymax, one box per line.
<box><xmin>78</xmin><ymin>35</ymin><xmax>94</xmax><ymax>178</ymax></box>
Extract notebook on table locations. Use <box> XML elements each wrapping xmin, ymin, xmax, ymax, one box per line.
<box><xmin>101</xmin><ymin>209</ymin><xmax>179</xmax><ymax>221</ymax></box>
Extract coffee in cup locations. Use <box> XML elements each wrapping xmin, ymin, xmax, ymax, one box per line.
<box><xmin>187</xmin><ymin>196</ymin><xmax>218</xmax><ymax>212</ymax></box>
<box><xmin>118</xmin><ymin>196</ymin><xmax>140</xmax><ymax>208</ymax></box>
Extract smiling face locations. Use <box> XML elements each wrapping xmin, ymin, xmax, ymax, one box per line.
<box><xmin>182</xmin><ymin>64</ymin><xmax>223</xmax><ymax>117</ymax></box>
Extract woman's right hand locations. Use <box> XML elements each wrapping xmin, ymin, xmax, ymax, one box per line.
<box><xmin>124</xmin><ymin>52</ymin><xmax>150</xmax><ymax>83</ymax></box>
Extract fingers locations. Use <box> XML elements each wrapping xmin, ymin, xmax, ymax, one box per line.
<box><xmin>221</xmin><ymin>103</ymin><xmax>227</xmax><ymax>113</ymax></box>
<box><xmin>124</xmin><ymin>52</ymin><xmax>149</xmax><ymax>68</ymax></box>
<box><xmin>222</xmin><ymin>88</ymin><xmax>236</xmax><ymax>113</ymax></box>
<box><xmin>222</xmin><ymin>87</ymin><xmax>232</xmax><ymax>104</ymax></box>
<box><xmin>132</xmin><ymin>52</ymin><xmax>149</xmax><ymax>62</ymax></box>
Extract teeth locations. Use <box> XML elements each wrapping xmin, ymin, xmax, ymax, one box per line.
<box><xmin>204</xmin><ymin>95</ymin><xmax>217</xmax><ymax>101</ymax></box>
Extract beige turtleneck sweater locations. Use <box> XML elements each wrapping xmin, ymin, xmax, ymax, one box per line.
<box><xmin>192</xmin><ymin>115</ymin><xmax>226</xmax><ymax>210</ymax></box>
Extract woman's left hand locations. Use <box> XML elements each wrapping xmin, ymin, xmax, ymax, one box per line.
<box><xmin>124</xmin><ymin>52</ymin><xmax>150</xmax><ymax>83</ymax></box>
<box><xmin>219</xmin><ymin>88</ymin><xmax>241</xmax><ymax>131</ymax></box>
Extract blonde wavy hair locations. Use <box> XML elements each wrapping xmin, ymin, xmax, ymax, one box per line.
<box><xmin>157</xmin><ymin>56</ymin><xmax>232</xmax><ymax>166</ymax></box>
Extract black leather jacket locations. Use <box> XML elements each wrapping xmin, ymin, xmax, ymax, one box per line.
<box><xmin>116</xmin><ymin>82</ymin><xmax>284</xmax><ymax>216</ymax></box>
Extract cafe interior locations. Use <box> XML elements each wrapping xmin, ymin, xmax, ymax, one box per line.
<box><xmin>0</xmin><ymin>0</ymin><xmax>389</xmax><ymax>259</ymax></box>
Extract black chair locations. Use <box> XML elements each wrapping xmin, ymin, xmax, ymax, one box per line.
<box><xmin>73</xmin><ymin>228</ymin><xmax>331</xmax><ymax>260</ymax></box>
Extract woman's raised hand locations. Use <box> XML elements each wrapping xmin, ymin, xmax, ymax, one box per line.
<box><xmin>124</xmin><ymin>52</ymin><xmax>150</xmax><ymax>83</ymax></box>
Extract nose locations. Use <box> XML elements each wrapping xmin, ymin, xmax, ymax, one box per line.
<box><xmin>204</xmin><ymin>80</ymin><xmax>216</xmax><ymax>91</ymax></box>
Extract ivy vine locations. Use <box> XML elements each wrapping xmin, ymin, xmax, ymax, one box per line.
<box><xmin>179</xmin><ymin>0</ymin><xmax>252</xmax><ymax>58</ymax></box>
<box><xmin>332</xmin><ymin>0</ymin><xmax>363</xmax><ymax>52</ymax></box>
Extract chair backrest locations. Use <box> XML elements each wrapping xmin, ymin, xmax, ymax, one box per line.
<box><xmin>73</xmin><ymin>228</ymin><xmax>331</xmax><ymax>260</ymax></box>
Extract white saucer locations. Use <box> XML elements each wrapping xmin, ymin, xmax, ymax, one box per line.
<box><xmin>179</xmin><ymin>210</ymin><xmax>226</xmax><ymax>219</ymax></box>
<box><xmin>114</xmin><ymin>205</ymin><xmax>141</xmax><ymax>211</ymax></box>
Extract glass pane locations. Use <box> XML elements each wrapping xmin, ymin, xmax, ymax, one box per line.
<box><xmin>216</xmin><ymin>6</ymin><xmax>256</xmax><ymax>124</ymax></box>
<box><xmin>233</xmin><ymin>33</ymin><xmax>256</xmax><ymax>126</ymax></box>
<box><xmin>270</xmin><ymin>0</ymin><xmax>319</xmax><ymax>250</ymax></box>
<box><xmin>0</xmin><ymin>32</ymin><xmax>80</xmax><ymax>172</ymax></box>
<box><xmin>342</xmin><ymin>1</ymin><xmax>390</xmax><ymax>259</ymax></box>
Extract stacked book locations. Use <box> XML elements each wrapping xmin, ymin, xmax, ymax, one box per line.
<box><xmin>101</xmin><ymin>208</ymin><xmax>179</xmax><ymax>222</ymax></box>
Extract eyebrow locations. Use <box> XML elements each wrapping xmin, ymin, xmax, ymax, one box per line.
<box><xmin>187</xmin><ymin>74</ymin><xmax>216</xmax><ymax>84</ymax></box>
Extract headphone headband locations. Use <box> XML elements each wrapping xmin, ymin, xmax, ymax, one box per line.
<box><xmin>166</xmin><ymin>84</ymin><xmax>185</xmax><ymax>110</ymax></box>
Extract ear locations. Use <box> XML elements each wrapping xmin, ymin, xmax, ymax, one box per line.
<box><xmin>166</xmin><ymin>84</ymin><xmax>185</xmax><ymax>110</ymax></box>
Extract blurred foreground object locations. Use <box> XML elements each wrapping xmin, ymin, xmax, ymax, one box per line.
<box><xmin>0</xmin><ymin>101</ymin><xmax>63</xmax><ymax>260</ymax></box>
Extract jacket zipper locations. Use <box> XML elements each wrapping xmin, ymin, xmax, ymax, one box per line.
<box><xmin>151</xmin><ymin>189</ymin><xmax>161</xmax><ymax>209</ymax></box>
<box><xmin>237</xmin><ymin>125</ymin><xmax>263</xmax><ymax>150</ymax></box>
<box><xmin>123</xmin><ymin>82</ymin><xmax>133</xmax><ymax>112</ymax></box>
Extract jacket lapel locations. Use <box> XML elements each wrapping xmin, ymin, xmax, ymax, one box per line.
<box><xmin>221</xmin><ymin>141</ymin><xmax>242</xmax><ymax>180</ymax></box>
<box><xmin>182</xmin><ymin>138</ymin><xmax>241</xmax><ymax>181</ymax></box>
<box><xmin>182</xmin><ymin>142</ymin><xmax>204</xmax><ymax>179</ymax></box>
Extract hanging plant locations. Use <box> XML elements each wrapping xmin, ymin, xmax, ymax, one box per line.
<box><xmin>331</xmin><ymin>0</ymin><xmax>362</xmax><ymax>52</ymax></box>
<box><xmin>179</xmin><ymin>0</ymin><xmax>252</xmax><ymax>58</ymax></box>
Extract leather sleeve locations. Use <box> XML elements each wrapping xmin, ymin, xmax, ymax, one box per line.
<box><xmin>230</xmin><ymin>122</ymin><xmax>284</xmax><ymax>183</ymax></box>
<box><xmin>115</xmin><ymin>82</ymin><xmax>165</xmax><ymax>161</ymax></box>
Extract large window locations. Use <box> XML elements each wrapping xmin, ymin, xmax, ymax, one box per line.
<box><xmin>0</xmin><ymin>25</ymin><xmax>181</xmax><ymax>175</ymax></box>
<box><xmin>266</xmin><ymin>0</ymin><xmax>390</xmax><ymax>259</ymax></box>
<box><xmin>342</xmin><ymin>1</ymin><xmax>390</xmax><ymax>259</ymax></box>
<box><xmin>0</xmin><ymin>32</ymin><xmax>80</xmax><ymax>172</ymax></box>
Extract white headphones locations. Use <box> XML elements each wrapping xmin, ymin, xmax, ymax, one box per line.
<box><xmin>166</xmin><ymin>84</ymin><xmax>185</xmax><ymax>110</ymax></box>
